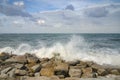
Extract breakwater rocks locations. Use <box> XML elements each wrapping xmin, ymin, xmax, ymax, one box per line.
<box><xmin>0</xmin><ymin>52</ymin><xmax>120</xmax><ymax>80</ymax></box>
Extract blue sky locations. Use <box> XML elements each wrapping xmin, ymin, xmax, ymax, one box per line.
<box><xmin>0</xmin><ymin>0</ymin><xmax>120</xmax><ymax>33</ymax></box>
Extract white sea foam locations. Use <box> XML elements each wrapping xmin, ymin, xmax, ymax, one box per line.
<box><xmin>0</xmin><ymin>35</ymin><xmax>120</xmax><ymax>66</ymax></box>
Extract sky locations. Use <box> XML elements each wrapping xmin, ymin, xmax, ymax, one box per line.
<box><xmin>0</xmin><ymin>0</ymin><xmax>120</xmax><ymax>33</ymax></box>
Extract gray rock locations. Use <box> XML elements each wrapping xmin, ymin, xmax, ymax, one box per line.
<box><xmin>5</xmin><ymin>55</ymin><xmax>27</xmax><ymax>63</ymax></box>
<box><xmin>7</xmin><ymin>68</ymin><xmax>15</xmax><ymax>77</ymax></box>
<box><xmin>31</xmin><ymin>64</ymin><xmax>41</xmax><ymax>73</ymax></box>
<box><xmin>15</xmin><ymin>64</ymin><xmax>25</xmax><ymax>69</ymax></box>
<box><xmin>15</xmin><ymin>69</ymin><xmax>27</xmax><ymax>76</ymax></box>
<box><xmin>34</xmin><ymin>72</ymin><xmax>40</xmax><ymax>77</ymax></box>
<box><xmin>69</xmin><ymin>69</ymin><xmax>82</xmax><ymax>77</ymax></box>
<box><xmin>0</xmin><ymin>52</ymin><xmax>10</xmax><ymax>61</ymax></box>
<box><xmin>1</xmin><ymin>67</ymin><xmax>12</xmax><ymax>74</ymax></box>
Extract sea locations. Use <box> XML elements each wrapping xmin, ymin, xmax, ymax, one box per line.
<box><xmin>0</xmin><ymin>34</ymin><xmax>120</xmax><ymax>66</ymax></box>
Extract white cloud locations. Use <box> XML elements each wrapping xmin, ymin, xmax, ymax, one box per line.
<box><xmin>13</xmin><ymin>1</ymin><xmax>24</xmax><ymax>7</ymax></box>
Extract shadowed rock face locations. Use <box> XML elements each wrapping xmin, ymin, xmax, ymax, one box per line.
<box><xmin>0</xmin><ymin>53</ymin><xmax>120</xmax><ymax>80</ymax></box>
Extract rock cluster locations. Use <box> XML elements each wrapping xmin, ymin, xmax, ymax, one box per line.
<box><xmin>0</xmin><ymin>52</ymin><xmax>120</xmax><ymax>80</ymax></box>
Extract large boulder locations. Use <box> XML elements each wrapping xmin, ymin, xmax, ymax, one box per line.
<box><xmin>110</xmin><ymin>69</ymin><xmax>120</xmax><ymax>75</ymax></box>
<box><xmin>40</xmin><ymin>67</ymin><xmax>54</xmax><ymax>77</ymax></box>
<box><xmin>69</xmin><ymin>69</ymin><xmax>82</xmax><ymax>77</ymax></box>
<box><xmin>54</xmin><ymin>63</ymin><xmax>69</xmax><ymax>77</ymax></box>
<box><xmin>0</xmin><ymin>52</ymin><xmax>11</xmax><ymax>61</ymax></box>
<box><xmin>31</xmin><ymin>64</ymin><xmax>41</xmax><ymax>73</ymax></box>
<box><xmin>1</xmin><ymin>67</ymin><xmax>12</xmax><ymax>74</ymax></box>
<box><xmin>25</xmin><ymin>53</ymin><xmax>39</xmax><ymax>64</ymax></box>
<box><xmin>82</xmin><ymin>67</ymin><xmax>97</xmax><ymax>78</ymax></box>
<box><xmin>97</xmin><ymin>68</ymin><xmax>108</xmax><ymax>76</ymax></box>
<box><xmin>15</xmin><ymin>69</ymin><xmax>27</xmax><ymax>76</ymax></box>
<box><xmin>5</xmin><ymin>55</ymin><xmax>27</xmax><ymax>63</ymax></box>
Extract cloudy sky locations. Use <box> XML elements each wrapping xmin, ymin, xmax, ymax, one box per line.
<box><xmin>0</xmin><ymin>0</ymin><xmax>120</xmax><ymax>33</ymax></box>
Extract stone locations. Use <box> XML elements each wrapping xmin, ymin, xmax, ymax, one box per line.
<box><xmin>54</xmin><ymin>63</ymin><xmax>69</xmax><ymax>77</ymax></box>
<box><xmin>110</xmin><ymin>69</ymin><xmax>120</xmax><ymax>75</ymax></box>
<box><xmin>26</xmin><ymin>76</ymin><xmax>51</xmax><ymax>80</ymax></box>
<box><xmin>5</xmin><ymin>55</ymin><xmax>27</xmax><ymax>63</ymax></box>
<box><xmin>69</xmin><ymin>69</ymin><xmax>82</xmax><ymax>77</ymax></box>
<box><xmin>35</xmin><ymin>72</ymin><xmax>40</xmax><ymax>77</ymax></box>
<box><xmin>67</xmin><ymin>60</ymin><xmax>80</xmax><ymax>66</ymax></box>
<box><xmin>31</xmin><ymin>64</ymin><xmax>41</xmax><ymax>73</ymax></box>
<box><xmin>82</xmin><ymin>67</ymin><xmax>97</xmax><ymax>78</ymax></box>
<box><xmin>0</xmin><ymin>52</ymin><xmax>10</xmax><ymax>61</ymax></box>
<box><xmin>15</xmin><ymin>64</ymin><xmax>26</xmax><ymax>70</ymax></box>
<box><xmin>26</xmin><ymin>53</ymin><xmax>39</xmax><ymax>64</ymax></box>
<box><xmin>40</xmin><ymin>67</ymin><xmax>54</xmax><ymax>77</ymax></box>
<box><xmin>97</xmin><ymin>68</ymin><xmax>108</xmax><ymax>76</ymax></box>
<box><xmin>15</xmin><ymin>69</ymin><xmax>27</xmax><ymax>76</ymax></box>
<box><xmin>1</xmin><ymin>67</ymin><xmax>12</xmax><ymax>74</ymax></box>
<box><xmin>82</xmin><ymin>67</ymin><xmax>93</xmax><ymax>74</ymax></box>
<box><xmin>65</xmin><ymin>77</ymin><xmax>80</xmax><ymax>80</ymax></box>
<box><xmin>50</xmin><ymin>76</ymin><xmax>60</xmax><ymax>80</ymax></box>
<box><xmin>7</xmin><ymin>68</ymin><xmax>15</xmax><ymax>77</ymax></box>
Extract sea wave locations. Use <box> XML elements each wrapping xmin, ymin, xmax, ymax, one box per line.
<box><xmin>0</xmin><ymin>35</ymin><xmax>120</xmax><ymax>66</ymax></box>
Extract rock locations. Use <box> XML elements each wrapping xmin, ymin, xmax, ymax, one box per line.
<box><xmin>26</xmin><ymin>76</ymin><xmax>51</xmax><ymax>80</ymax></box>
<box><xmin>31</xmin><ymin>64</ymin><xmax>41</xmax><ymax>73</ymax></box>
<box><xmin>0</xmin><ymin>74</ymin><xmax>8</xmax><ymax>78</ymax></box>
<box><xmin>82</xmin><ymin>67</ymin><xmax>97</xmax><ymax>78</ymax></box>
<box><xmin>40</xmin><ymin>67</ymin><xmax>54</xmax><ymax>77</ymax></box>
<box><xmin>91</xmin><ymin>64</ymin><xmax>103</xmax><ymax>70</ymax></box>
<box><xmin>54</xmin><ymin>63</ymin><xmax>69</xmax><ymax>77</ymax></box>
<box><xmin>41</xmin><ymin>61</ymin><xmax>53</xmax><ymax>68</ymax></box>
<box><xmin>56</xmin><ymin>75</ymin><xmax>65</xmax><ymax>79</ymax></box>
<box><xmin>82</xmin><ymin>67</ymin><xmax>93</xmax><ymax>74</ymax></box>
<box><xmin>50</xmin><ymin>76</ymin><xmax>60</xmax><ymax>80</ymax></box>
<box><xmin>67</xmin><ymin>60</ymin><xmax>80</xmax><ymax>66</ymax></box>
<box><xmin>15</xmin><ymin>69</ymin><xmax>27</xmax><ymax>76</ymax></box>
<box><xmin>65</xmin><ymin>77</ymin><xmax>80</xmax><ymax>80</ymax></box>
<box><xmin>1</xmin><ymin>67</ymin><xmax>12</xmax><ymax>74</ymax></box>
<box><xmin>97</xmin><ymin>68</ymin><xmax>108</xmax><ymax>76</ymax></box>
<box><xmin>7</xmin><ymin>68</ymin><xmax>15</xmax><ymax>77</ymax></box>
<box><xmin>69</xmin><ymin>69</ymin><xmax>82</xmax><ymax>77</ymax></box>
<box><xmin>26</xmin><ymin>53</ymin><xmax>39</xmax><ymax>64</ymax></box>
<box><xmin>110</xmin><ymin>69</ymin><xmax>120</xmax><ymax>75</ymax></box>
<box><xmin>0</xmin><ymin>52</ymin><xmax>10</xmax><ymax>61</ymax></box>
<box><xmin>5</xmin><ymin>55</ymin><xmax>27</xmax><ymax>63</ymax></box>
<box><xmin>76</xmin><ymin>61</ymin><xmax>88</xmax><ymax>68</ymax></box>
<box><xmin>15</xmin><ymin>64</ymin><xmax>26</xmax><ymax>70</ymax></box>
<box><xmin>35</xmin><ymin>72</ymin><xmax>40</xmax><ymax>77</ymax></box>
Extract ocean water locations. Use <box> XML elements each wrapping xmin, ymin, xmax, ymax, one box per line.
<box><xmin>0</xmin><ymin>34</ymin><xmax>120</xmax><ymax>66</ymax></box>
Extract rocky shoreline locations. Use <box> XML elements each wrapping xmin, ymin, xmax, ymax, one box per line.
<box><xmin>0</xmin><ymin>52</ymin><xmax>120</xmax><ymax>80</ymax></box>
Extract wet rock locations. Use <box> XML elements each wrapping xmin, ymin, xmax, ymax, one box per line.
<box><xmin>26</xmin><ymin>53</ymin><xmax>39</xmax><ymax>64</ymax></box>
<box><xmin>97</xmin><ymin>68</ymin><xmax>108</xmax><ymax>76</ymax></box>
<box><xmin>69</xmin><ymin>69</ymin><xmax>82</xmax><ymax>77</ymax></box>
<box><xmin>110</xmin><ymin>69</ymin><xmax>120</xmax><ymax>75</ymax></box>
<box><xmin>40</xmin><ymin>67</ymin><xmax>54</xmax><ymax>77</ymax></box>
<box><xmin>54</xmin><ymin>63</ymin><xmax>69</xmax><ymax>77</ymax></box>
<box><xmin>5</xmin><ymin>55</ymin><xmax>27</xmax><ymax>63</ymax></box>
<box><xmin>31</xmin><ymin>64</ymin><xmax>41</xmax><ymax>73</ymax></box>
<box><xmin>15</xmin><ymin>69</ymin><xmax>27</xmax><ymax>76</ymax></box>
<box><xmin>67</xmin><ymin>60</ymin><xmax>80</xmax><ymax>66</ymax></box>
<box><xmin>0</xmin><ymin>52</ymin><xmax>10</xmax><ymax>61</ymax></box>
